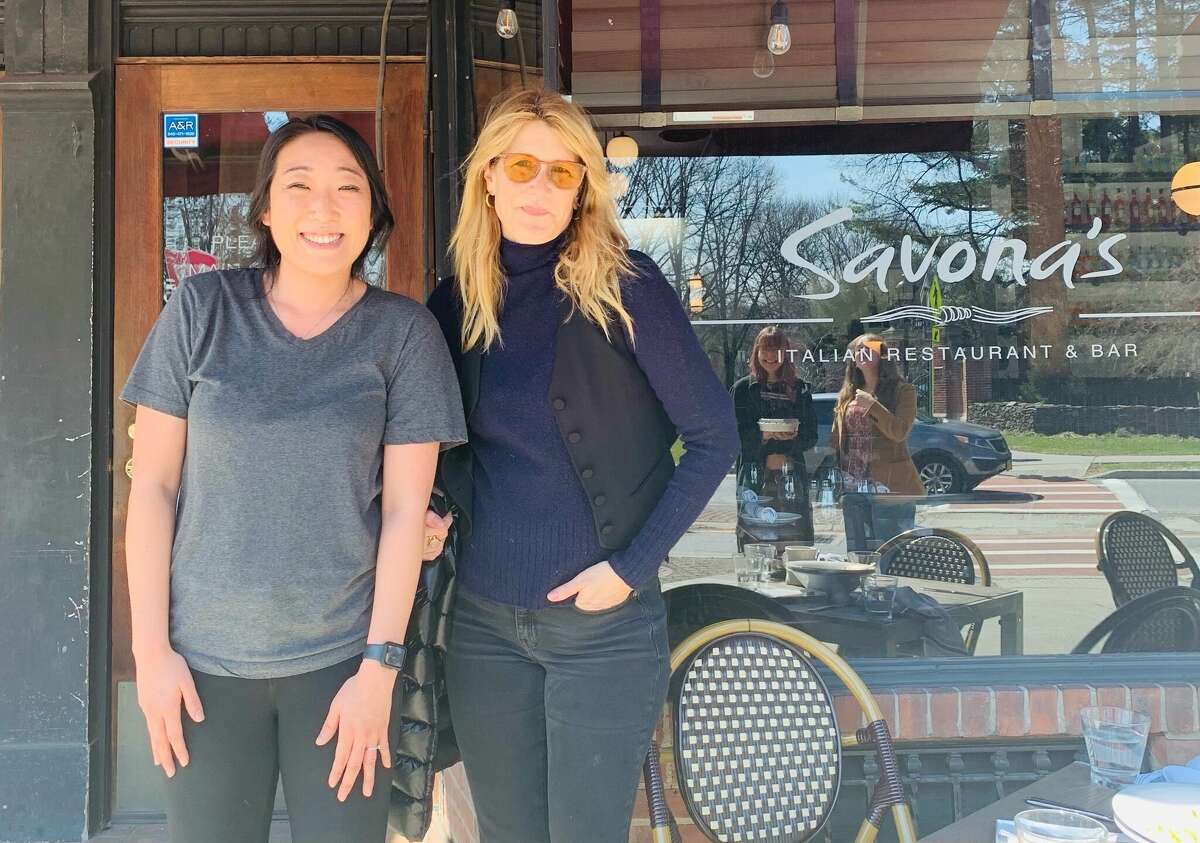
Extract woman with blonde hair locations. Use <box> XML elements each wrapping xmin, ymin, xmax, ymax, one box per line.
<box><xmin>424</xmin><ymin>87</ymin><xmax>739</xmax><ymax>842</ymax></box>
<box><xmin>830</xmin><ymin>333</ymin><xmax>925</xmax><ymax>551</ymax></box>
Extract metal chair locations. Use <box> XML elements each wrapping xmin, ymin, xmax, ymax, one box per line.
<box><xmin>1071</xmin><ymin>587</ymin><xmax>1200</xmax><ymax>654</ymax></box>
<box><xmin>1096</xmin><ymin>511</ymin><xmax>1199</xmax><ymax>607</ymax></box>
<box><xmin>642</xmin><ymin>619</ymin><xmax>917</xmax><ymax>843</ymax></box>
<box><xmin>875</xmin><ymin>527</ymin><xmax>992</xmax><ymax>653</ymax></box>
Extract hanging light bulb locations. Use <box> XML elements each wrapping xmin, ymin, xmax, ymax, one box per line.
<box><xmin>767</xmin><ymin>0</ymin><xmax>791</xmax><ymax>56</ymax></box>
<box><xmin>752</xmin><ymin>49</ymin><xmax>776</xmax><ymax>79</ymax></box>
<box><xmin>605</xmin><ymin>133</ymin><xmax>639</xmax><ymax>168</ymax></box>
<box><xmin>687</xmin><ymin>273</ymin><xmax>705</xmax><ymax>314</ymax></box>
<box><xmin>496</xmin><ymin>0</ymin><xmax>519</xmax><ymax>39</ymax></box>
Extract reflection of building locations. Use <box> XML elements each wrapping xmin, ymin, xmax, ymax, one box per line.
<box><xmin>4</xmin><ymin>1</ymin><xmax>1200</xmax><ymax>841</ymax></box>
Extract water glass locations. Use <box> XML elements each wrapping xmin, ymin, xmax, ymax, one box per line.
<box><xmin>745</xmin><ymin>543</ymin><xmax>782</xmax><ymax>582</ymax></box>
<box><xmin>1080</xmin><ymin>706</ymin><xmax>1150</xmax><ymax>789</ymax></box>
<box><xmin>1013</xmin><ymin>809</ymin><xmax>1107</xmax><ymax>842</ymax></box>
<box><xmin>862</xmin><ymin>574</ymin><xmax>898</xmax><ymax>617</ymax></box>
<box><xmin>733</xmin><ymin>554</ymin><xmax>757</xmax><ymax>585</ymax></box>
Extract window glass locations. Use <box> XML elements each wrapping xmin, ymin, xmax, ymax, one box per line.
<box><xmin>616</xmin><ymin>111</ymin><xmax>1200</xmax><ymax>658</ymax></box>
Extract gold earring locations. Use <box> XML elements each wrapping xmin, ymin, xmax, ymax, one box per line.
<box><xmin>486</xmin><ymin>193</ymin><xmax>496</xmax><ymax>208</ymax></box>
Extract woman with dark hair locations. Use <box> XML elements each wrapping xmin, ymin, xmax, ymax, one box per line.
<box><xmin>120</xmin><ymin>115</ymin><xmax>466</xmax><ymax>842</ymax></box>
<box><xmin>731</xmin><ymin>326</ymin><xmax>818</xmax><ymax>484</ymax></box>
<box><xmin>423</xmin><ymin>88</ymin><xmax>739</xmax><ymax>842</ymax></box>
<box><xmin>730</xmin><ymin>327</ymin><xmax>818</xmax><ymax>544</ymax></box>
<box><xmin>830</xmin><ymin>333</ymin><xmax>925</xmax><ymax>551</ymax></box>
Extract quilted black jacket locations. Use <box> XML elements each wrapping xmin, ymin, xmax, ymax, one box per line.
<box><xmin>388</xmin><ymin>491</ymin><xmax>460</xmax><ymax>840</ymax></box>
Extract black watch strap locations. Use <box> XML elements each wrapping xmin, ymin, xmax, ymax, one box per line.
<box><xmin>362</xmin><ymin>642</ymin><xmax>407</xmax><ymax>671</ymax></box>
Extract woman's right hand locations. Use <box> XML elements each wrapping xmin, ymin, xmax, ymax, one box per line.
<box><xmin>422</xmin><ymin>508</ymin><xmax>453</xmax><ymax>561</ymax></box>
<box><xmin>135</xmin><ymin>647</ymin><xmax>204</xmax><ymax>778</ymax></box>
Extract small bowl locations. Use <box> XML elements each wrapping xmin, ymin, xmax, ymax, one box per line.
<box><xmin>759</xmin><ymin>418</ymin><xmax>800</xmax><ymax>435</ymax></box>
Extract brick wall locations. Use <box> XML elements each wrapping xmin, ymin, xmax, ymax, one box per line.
<box><xmin>932</xmin><ymin>356</ymin><xmax>993</xmax><ymax>419</ymax></box>
<box><xmin>440</xmin><ymin>681</ymin><xmax>1200</xmax><ymax>843</ymax></box>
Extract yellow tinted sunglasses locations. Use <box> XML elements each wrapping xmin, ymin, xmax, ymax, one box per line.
<box><xmin>496</xmin><ymin>153</ymin><xmax>587</xmax><ymax>190</ymax></box>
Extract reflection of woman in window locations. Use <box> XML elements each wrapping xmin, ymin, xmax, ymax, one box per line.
<box><xmin>425</xmin><ymin>89</ymin><xmax>739</xmax><ymax>842</ymax></box>
<box><xmin>830</xmin><ymin>333</ymin><xmax>925</xmax><ymax>551</ymax></box>
<box><xmin>731</xmin><ymin>326</ymin><xmax>818</xmax><ymax>487</ymax></box>
<box><xmin>121</xmin><ymin>117</ymin><xmax>467</xmax><ymax>842</ymax></box>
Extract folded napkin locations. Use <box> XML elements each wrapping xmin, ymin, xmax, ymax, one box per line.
<box><xmin>744</xmin><ymin>502</ymin><xmax>778</xmax><ymax>523</ymax></box>
<box><xmin>1135</xmin><ymin>754</ymin><xmax>1200</xmax><ymax>784</ymax></box>
<box><xmin>892</xmin><ymin>587</ymin><xmax>969</xmax><ymax>656</ymax></box>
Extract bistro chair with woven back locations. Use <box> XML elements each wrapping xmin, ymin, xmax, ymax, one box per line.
<box><xmin>640</xmin><ymin>619</ymin><xmax>917</xmax><ymax>843</ymax></box>
<box><xmin>1072</xmin><ymin>586</ymin><xmax>1200</xmax><ymax>654</ymax></box>
<box><xmin>1095</xmin><ymin>510</ymin><xmax>1199</xmax><ymax>607</ymax></box>
<box><xmin>874</xmin><ymin>527</ymin><xmax>993</xmax><ymax>654</ymax></box>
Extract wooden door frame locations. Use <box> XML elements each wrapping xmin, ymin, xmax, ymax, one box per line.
<box><xmin>110</xmin><ymin>58</ymin><xmax>427</xmax><ymax>815</ymax></box>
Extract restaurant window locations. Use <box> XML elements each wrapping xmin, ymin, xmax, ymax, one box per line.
<box><xmin>613</xmin><ymin>107</ymin><xmax>1200</xmax><ymax>661</ymax></box>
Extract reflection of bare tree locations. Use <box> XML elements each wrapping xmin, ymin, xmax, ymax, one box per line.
<box><xmin>619</xmin><ymin>157</ymin><xmax>882</xmax><ymax>383</ymax></box>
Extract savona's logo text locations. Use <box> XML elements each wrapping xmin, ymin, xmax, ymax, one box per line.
<box><xmin>780</xmin><ymin>208</ymin><xmax>1125</xmax><ymax>301</ymax></box>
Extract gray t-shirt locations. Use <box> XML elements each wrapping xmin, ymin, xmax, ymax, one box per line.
<box><xmin>120</xmin><ymin>268</ymin><xmax>467</xmax><ymax>678</ymax></box>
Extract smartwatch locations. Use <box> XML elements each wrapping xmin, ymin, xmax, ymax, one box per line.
<box><xmin>362</xmin><ymin>642</ymin><xmax>408</xmax><ymax>671</ymax></box>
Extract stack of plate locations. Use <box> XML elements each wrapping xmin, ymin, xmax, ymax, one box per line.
<box><xmin>1111</xmin><ymin>784</ymin><xmax>1200</xmax><ymax>842</ymax></box>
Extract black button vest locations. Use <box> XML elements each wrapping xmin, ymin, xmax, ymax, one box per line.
<box><xmin>429</xmin><ymin>279</ymin><xmax>678</xmax><ymax>551</ymax></box>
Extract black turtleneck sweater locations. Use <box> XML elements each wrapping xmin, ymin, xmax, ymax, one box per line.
<box><xmin>457</xmin><ymin>235</ymin><xmax>739</xmax><ymax>608</ymax></box>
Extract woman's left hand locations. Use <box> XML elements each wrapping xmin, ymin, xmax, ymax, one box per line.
<box><xmin>546</xmin><ymin>561</ymin><xmax>633</xmax><ymax>612</ymax></box>
<box><xmin>316</xmin><ymin>662</ymin><xmax>396</xmax><ymax>801</ymax></box>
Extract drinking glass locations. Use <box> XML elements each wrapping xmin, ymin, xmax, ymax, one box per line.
<box><xmin>862</xmin><ymin>574</ymin><xmax>898</xmax><ymax>617</ymax></box>
<box><xmin>733</xmin><ymin>553</ymin><xmax>757</xmax><ymax>585</ymax></box>
<box><xmin>1013</xmin><ymin>809</ymin><xmax>1107</xmax><ymax>842</ymax></box>
<box><xmin>1079</xmin><ymin>706</ymin><xmax>1150</xmax><ymax>789</ymax></box>
<box><xmin>745</xmin><ymin>543</ymin><xmax>780</xmax><ymax>582</ymax></box>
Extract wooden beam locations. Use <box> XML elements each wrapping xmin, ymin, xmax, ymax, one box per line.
<box><xmin>641</xmin><ymin>0</ymin><xmax>662</xmax><ymax>108</ymax></box>
<box><xmin>834</xmin><ymin>0</ymin><xmax>858</xmax><ymax>105</ymax></box>
<box><xmin>1030</xmin><ymin>0</ymin><xmax>1053</xmax><ymax>100</ymax></box>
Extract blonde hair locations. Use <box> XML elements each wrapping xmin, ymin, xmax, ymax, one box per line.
<box><xmin>449</xmin><ymin>87</ymin><xmax>635</xmax><ymax>351</ymax></box>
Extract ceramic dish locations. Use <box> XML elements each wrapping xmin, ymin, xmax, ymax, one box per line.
<box><xmin>785</xmin><ymin>560</ymin><xmax>875</xmax><ymax>575</ymax></box>
<box><xmin>1112</xmin><ymin>783</ymin><xmax>1200</xmax><ymax>843</ymax></box>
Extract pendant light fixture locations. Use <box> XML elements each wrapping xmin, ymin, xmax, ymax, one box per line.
<box><xmin>767</xmin><ymin>0</ymin><xmax>792</xmax><ymax>56</ymax></box>
<box><xmin>496</xmin><ymin>0</ymin><xmax>519</xmax><ymax>39</ymax></box>
<box><xmin>605</xmin><ymin>132</ymin><xmax>639</xmax><ymax>168</ymax></box>
<box><xmin>752</xmin><ymin>49</ymin><xmax>776</xmax><ymax>79</ymax></box>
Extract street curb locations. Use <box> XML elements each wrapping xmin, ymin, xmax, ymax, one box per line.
<box><xmin>1093</xmin><ymin>470</ymin><xmax>1200</xmax><ymax>480</ymax></box>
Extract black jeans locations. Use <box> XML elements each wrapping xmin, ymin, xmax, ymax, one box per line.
<box><xmin>445</xmin><ymin>579</ymin><xmax>671</xmax><ymax>843</ymax></box>
<box><xmin>163</xmin><ymin>656</ymin><xmax>400</xmax><ymax>843</ymax></box>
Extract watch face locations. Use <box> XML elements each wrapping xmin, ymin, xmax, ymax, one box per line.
<box><xmin>383</xmin><ymin>645</ymin><xmax>406</xmax><ymax>669</ymax></box>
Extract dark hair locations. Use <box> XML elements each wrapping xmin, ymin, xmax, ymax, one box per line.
<box><xmin>247</xmin><ymin>114</ymin><xmax>394</xmax><ymax>281</ymax></box>
<box><xmin>749</xmin><ymin>326</ymin><xmax>798</xmax><ymax>396</ymax></box>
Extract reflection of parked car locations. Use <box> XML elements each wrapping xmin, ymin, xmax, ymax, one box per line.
<box><xmin>804</xmin><ymin>393</ymin><xmax>1012</xmax><ymax>495</ymax></box>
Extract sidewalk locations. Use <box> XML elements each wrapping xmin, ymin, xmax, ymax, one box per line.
<box><xmin>1009</xmin><ymin>449</ymin><xmax>1200</xmax><ymax>481</ymax></box>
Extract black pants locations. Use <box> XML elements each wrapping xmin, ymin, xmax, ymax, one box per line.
<box><xmin>163</xmin><ymin>656</ymin><xmax>400</xmax><ymax>843</ymax></box>
<box><xmin>445</xmin><ymin>580</ymin><xmax>671</xmax><ymax>843</ymax></box>
<box><xmin>841</xmin><ymin>492</ymin><xmax>916</xmax><ymax>552</ymax></box>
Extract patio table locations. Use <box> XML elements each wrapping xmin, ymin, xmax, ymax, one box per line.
<box><xmin>664</xmin><ymin>575</ymin><xmax>1024</xmax><ymax>657</ymax></box>
<box><xmin>918</xmin><ymin>762</ymin><xmax>1118</xmax><ymax>842</ymax></box>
